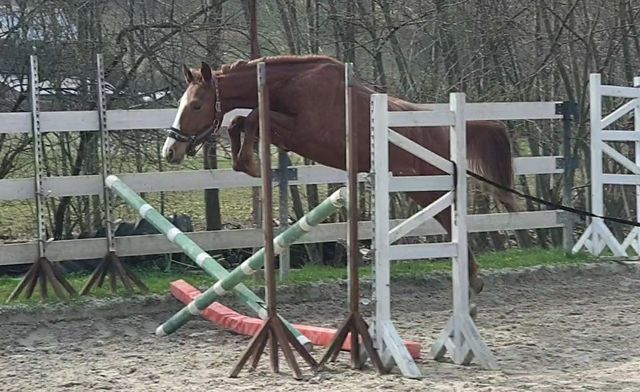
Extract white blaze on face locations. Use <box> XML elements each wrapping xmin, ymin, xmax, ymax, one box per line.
<box><xmin>162</xmin><ymin>91</ymin><xmax>188</xmax><ymax>158</ymax></box>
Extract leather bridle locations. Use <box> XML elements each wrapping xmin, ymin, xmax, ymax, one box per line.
<box><xmin>165</xmin><ymin>73</ymin><xmax>224</xmax><ymax>157</ymax></box>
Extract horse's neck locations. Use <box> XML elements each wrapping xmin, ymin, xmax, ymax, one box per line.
<box><xmin>217</xmin><ymin>70</ymin><xmax>258</xmax><ymax>112</ymax></box>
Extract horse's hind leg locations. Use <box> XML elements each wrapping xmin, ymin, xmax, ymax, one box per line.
<box><xmin>433</xmin><ymin>208</ymin><xmax>484</xmax><ymax>295</ymax></box>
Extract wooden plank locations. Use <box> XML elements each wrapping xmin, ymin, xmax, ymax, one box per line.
<box><xmin>415</xmin><ymin>102</ymin><xmax>562</xmax><ymax>121</ymax></box>
<box><xmin>0</xmin><ymin>178</ymin><xmax>34</xmax><ymax>200</ymax></box>
<box><xmin>0</xmin><ymin>166</ymin><xmax>370</xmax><ymax>200</ymax></box>
<box><xmin>371</xmin><ymin>94</ymin><xmax>393</xmax><ymax>352</ymax></box>
<box><xmin>600</xmin><ymin>98</ymin><xmax>639</xmax><ymax>129</ymax></box>
<box><xmin>388</xmin><ymin>130</ymin><xmax>454</xmax><ymax>174</ymax></box>
<box><xmin>389</xmin><ymin>242</ymin><xmax>458</xmax><ymax>261</ymax></box>
<box><xmin>0</xmin><ymin>210</ymin><xmax>564</xmax><ymax>266</ymax></box>
<box><xmin>388</xmin><ymin>191</ymin><xmax>454</xmax><ymax>243</ymax></box>
<box><xmin>108</xmin><ymin>109</ymin><xmax>175</xmax><ymax>130</ymax></box>
<box><xmin>0</xmin><ymin>156</ymin><xmax>561</xmax><ymax>201</ymax></box>
<box><xmin>601</xmin><ymin>142</ymin><xmax>640</xmax><ymax>175</ymax></box>
<box><xmin>601</xmin><ymin>85</ymin><xmax>640</xmax><ymax>99</ymax></box>
<box><xmin>379</xmin><ymin>320</ymin><xmax>422</xmax><ymax>378</ymax></box>
<box><xmin>513</xmin><ymin>156</ymin><xmax>562</xmax><ymax>175</ymax></box>
<box><xmin>0</xmin><ymin>112</ymin><xmax>30</xmax><ymax>134</ymax></box>
<box><xmin>1</xmin><ymin>155</ymin><xmax>558</xmax><ymax>201</ymax></box>
<box><xmin>464</xmin><ymin>101</ymin><xmax>562</xmax><ymax>121</ymax></box>
<box><xmin>602</xmin><ymin>174</ymin><xmax>640</xmax><ymax>185</ymax></box>
<box><xmin>0</xmin><ymin>108</ymin><xmax>257</xmax><ymax>135</ymax></box>
<box><xmin>389</xmin><ymin>175</ymin><xmax>453</xmax><ymax>192</ymax></box>
<box><xmin>40</xmin><ymin>111</ymin><xmax>97</xmax><ymax>132</ymax></box>
<box><xmin>0</xmin><ymin>101</ymin><xmax>564</xmax><ymax>135</ymax></box>
<box><xmin>388</xmin><ymin>110</ymin><xmax>455</xmax><ymax>127</ymax></box>
<box><xmin>601</xmin><ymin>131</ymin><xmax>640</xmax><ymax>142</ymax></box>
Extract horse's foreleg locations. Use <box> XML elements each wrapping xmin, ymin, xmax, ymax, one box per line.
<box><xmin>233</xmin><ymin>110</ymin><xmax>260</xmax><ymax>177</ymax></box>
<box><xmin>236</xmin><ymin>109</ymin><xmax>296</xmax><ymax>178</ymax></box>
<box><xmin>227</xmin><ymin>116</ymin><xmax>243</xmax><ymax>172</ymax></box>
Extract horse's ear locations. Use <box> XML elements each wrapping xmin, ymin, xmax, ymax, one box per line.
<box><xmin>182</xmin><ymin>64</ymin><xmax>194</xmax><ymax>84</ymax></box>
<box><xmin>201</xmin><ymin>62</ymin><xmax>212</xmax><ymax>83</ymax></box>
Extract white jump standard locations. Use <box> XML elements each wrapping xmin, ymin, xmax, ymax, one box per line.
<box><xmin>370</xmin><ymin>92</ymin><xmax>498</xmax><ymax>378</ymax></box>
<box><xmin>573</xmin><ymin>73</ymin><xmax>640</xmax><ymax>256</ymax></box>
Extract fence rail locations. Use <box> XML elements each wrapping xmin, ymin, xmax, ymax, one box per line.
<box><xmin>0</xmin><ymin>103</ymin><xmax>567</xmax><ymax>267</ymax></box>
<box><xmin>0</xmin><ymin>210</ymin><xmax>564</xmax><ymax>266</ymax></box>
<box><xmin>0</xmin><ymin>156</ymin><xmax>560</xmax><ymax>201</ymax></box>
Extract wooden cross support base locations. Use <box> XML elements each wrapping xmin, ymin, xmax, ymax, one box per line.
<box><xmin>431</xmin><ymin>313</ymin><xmax>498</xmax><ymax>370</ymax></box>
<box><xmin>230</xmin><ymin>314</ymin><xmax>318</xmax><ymax>379</ymax></box>
<box><xmin>80</xmin><ymin>252</ymin><xmax>148</xmax><ymax>295</ymax></box>
<box><xmin>317</xmin><ymin>311</ymin><xmax>386</xmax><ymax>374</ymax></box>
<box><xmin>7</xmin><ymin>257</ymin><xmax>76</xmax><ymax>302</ymax></box>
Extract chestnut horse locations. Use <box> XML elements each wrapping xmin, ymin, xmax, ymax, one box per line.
<box><xmin>162</xmin><ymin>55</ymin><xmax>516</xmax><ymax>295</ymax></box>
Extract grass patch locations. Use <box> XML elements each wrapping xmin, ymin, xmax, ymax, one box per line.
<box><xmin>0</xmin><ymin>248</ymin><xmax>596</xmax><ymax>306</ymax></box>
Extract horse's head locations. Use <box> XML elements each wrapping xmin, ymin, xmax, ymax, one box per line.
<box><xmin>163</xmin><ymin>62</ymin><xmax>222</xmax><ymax>164</ymax></box>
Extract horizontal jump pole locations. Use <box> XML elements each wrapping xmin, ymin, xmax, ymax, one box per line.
<box><xmin>170</xmin><ymin>279</ymin><xmax>422</xmax><ymax>359</ymax></box>
<box><xmin>105</xmin><ymin>174</ymin><xmax>319</xmax><ymax>347</ymax></box>
<box><xmin>155</xmin><ymin>186</ymin><xmax>348</xmax><ymax>336</ymax></box>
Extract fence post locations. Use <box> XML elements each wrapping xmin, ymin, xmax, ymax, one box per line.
<box><xmin>558</xmin><ymin>101</ymin><xmax>578</xmax><ymax>251</ymax></box>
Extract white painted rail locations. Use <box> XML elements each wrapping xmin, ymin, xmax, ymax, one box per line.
<box><xmin>0</xmin><ymin>157</ymin><xmax>558</xmax><ymax>201</ymax></box>
<box><xmin>0</xmin><ymin>210</ymin><xmax>564</xmax><ymax>266</ymax></box>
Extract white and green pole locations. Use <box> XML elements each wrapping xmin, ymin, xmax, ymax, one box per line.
<box><xmin>105</xmin><ymin>175</ymin><xmax>345</xmax><ymax>344</ymax></box>
<box><xmin>155</xmin><ymin>186</ymin><xmax>347</xmax><ymax>336</ymax></box>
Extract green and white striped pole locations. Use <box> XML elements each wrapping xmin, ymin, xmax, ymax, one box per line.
<box><xmin>155</xmin><ymin>186</ymin><xmax>347</xmax><ymax>336</ymax></box>
<box><xmin>105</xmin><ymin>175</ymin><xmax>345</xmax><ymax>344</ymax></box>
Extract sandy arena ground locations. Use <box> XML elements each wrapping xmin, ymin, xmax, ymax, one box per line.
<box><xmin>1</xmin><ymin>262</ymin><xmax>640</xmax><ymax>391</ymax></box>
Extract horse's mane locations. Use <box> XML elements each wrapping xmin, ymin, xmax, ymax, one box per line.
<box><xmin>219</xmin><ymin>55</ymin><xmax>340</xmax><ymax>74</ymax></box>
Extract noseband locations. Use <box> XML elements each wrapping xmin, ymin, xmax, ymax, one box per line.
<box><xmin>166</xmin><ymin>72</ymin><xmax>224</xmax><ymax>157</ymax></box>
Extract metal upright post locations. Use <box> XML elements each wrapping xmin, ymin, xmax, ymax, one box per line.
<box><xmin>634</xmin><ymin>77</ymin><xmax>640</xmax><ymax>250</ymax></box>
<box><xmin>97</xmin><ymin>54</ymin><xmax>115</xmax><ymax>255</ymax></box>
<box><xmin>80</xmin><ymin>54</ymin><xmax>147</xmax><ymax>295</ymax></box>
<box><xmin>317</xmin><ymin>63</ymin><xmax>385</xmax><ymax>374</ymax></box>
<box><xmin>231</xmin><ymin>62</ymin><xmax>317</xmax><ymax>379</ymax></box>
<box><xmin>8</xmin><ymin>55</ymin><xmax>76</xmax><ymax>301</ymax></box>
<box><xmin>31</xmin><ymin>55</ymin><xmax>46</xmax><ymax>261</ymax></box>
<box><xmin>278</xmin><ymin>150</ymin><xmax>290</xmax><ymax>279</ymax></box>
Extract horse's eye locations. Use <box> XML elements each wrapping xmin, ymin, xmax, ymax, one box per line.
<box><xmin>192</xmin><ymin>102</ymin><xmax>202</xmax><ymax>110</ymax></box>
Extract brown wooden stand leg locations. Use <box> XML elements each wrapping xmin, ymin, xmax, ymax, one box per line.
<box><xmin>81</xmin><ymin>252</ymin><xmax>147</xmax><ymax>295</ymax></box>
<box><xmin>7</xmin><ymin>257</ymin><xmax>76</xmax><ymax>302</ymax></box>
<box><xmin>80</xmin><ymin>257</ymin><xmax>107</xmax><ymax>295</ymax></box>
<box><xmin>51</xmin><ymin>261</ymin><xmax>78</xmax><ymax>296</ymax></box>
<box><xmin>317</xmin><ymin>312</ymin><xmax>386</xmax><ymax>374</ymax></box>
<box><xmin>250</xmin><ymin>323</ymin><xmax>270</xmax><ymax>369</ymax></box>
<box><xmin>230</xmin><ymin>315</ymin><xmax>317</xmax><ymax>380</ymax></box>
<box><xmin>7</xmin><ymin>262</ymin><xmax>38</xmax><ymax>302</ymax></box>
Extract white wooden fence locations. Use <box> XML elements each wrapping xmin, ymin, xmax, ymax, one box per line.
<box><xmin>573</xmin><ymin>74</ymin><xmax>640</xmax><ymax>256</ymax></box>
<box><xmin>0</xmin><ymin>106</ymin><xmax>566</xmax><ymax>267</ymax></box>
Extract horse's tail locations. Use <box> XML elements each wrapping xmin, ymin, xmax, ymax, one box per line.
<box><xmin>466</xmin><ymin>121</ymin><xmax>516</xmax><ymax>211</ymax></box>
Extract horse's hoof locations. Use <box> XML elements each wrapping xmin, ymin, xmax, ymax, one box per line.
<box><xmin>470</xmin><ymin>275</ymin><xmax>484</xmax><ymax>294</ymax></box>
<box><xmin>470</xmin><ymin>303</ymin><xmax>478</xmax><ymax>319</ymax></box>
<box><xmin>246</xmin><ymin>160</ymin><xmax>261</xmax><ymax>178</ymax></box>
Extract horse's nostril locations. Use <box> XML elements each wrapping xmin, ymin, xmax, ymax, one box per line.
<box><xmin>166</xmin><ymin>149</ymin><xmax>174</xmax><ymax>162</ymax></box>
